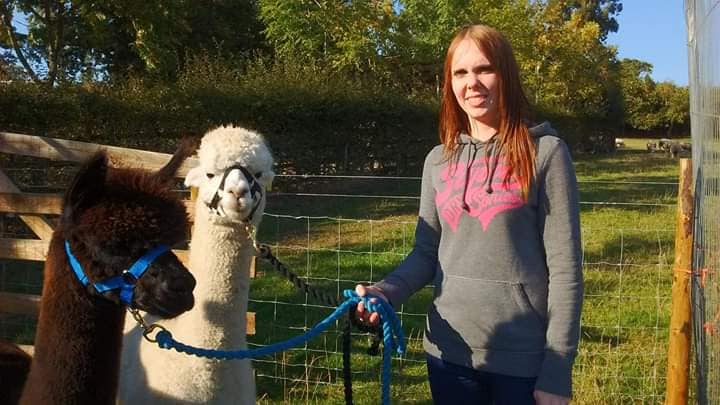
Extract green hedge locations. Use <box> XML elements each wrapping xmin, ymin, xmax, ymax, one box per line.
<box><xmin>1</xmin><ymin>56</ymin><xmax>617</xmax><ymax>174</ymax></box>
<box><xmin>0</xmin><ymin>57</ymin><xmax>439</xmax><ymax>176</ymax></box>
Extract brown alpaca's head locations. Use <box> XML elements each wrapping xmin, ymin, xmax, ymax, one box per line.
<box><xmin>60</xmin><ymin>141</ymin><xmax>197</xmax><ymax>318</ymax></box>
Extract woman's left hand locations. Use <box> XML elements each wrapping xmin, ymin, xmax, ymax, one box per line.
<box><xmin>534</xmin><ymin>390</ymin><xmax>570</xmax><ymax>405</ymax></box>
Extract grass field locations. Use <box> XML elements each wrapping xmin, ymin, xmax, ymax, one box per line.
<box><xmin>0</xmin><ymin>138</ymin><xmax>690</xmax><ymax>404</ymax></box>
<box><xmin>241</xmin><ymin>138</ymin><xmax>690</xmax><ymax>404</ymax></box>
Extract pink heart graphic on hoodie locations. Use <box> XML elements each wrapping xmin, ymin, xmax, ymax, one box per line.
<box><xmin>435</xmin><ymin>158</ymin><xmax>524</xmax><ymax>232</ymax></box>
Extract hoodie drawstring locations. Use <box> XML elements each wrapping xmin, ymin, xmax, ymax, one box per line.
<box><xmin>484</xmin><ymin>140</ymin><xmax>501</xmax><ymax>195</ymax></box>
<box><xmin>461</xmin><ymin>143</ymin><xmax>480</xmax><ymax>210</ymax></box>
<box><xmin>459</xmin><ymin>133</ymin><xmax>500</xmax><ymax>211</ymax></box>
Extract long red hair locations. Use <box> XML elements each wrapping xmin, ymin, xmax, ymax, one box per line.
<box><xmin>439</xmin><ymin>25</ymin><xmax>535</xmax><ymax>200</ymax></box>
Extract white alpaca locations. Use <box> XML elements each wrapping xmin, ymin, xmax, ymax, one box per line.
<box><xmin>119</xmin><ymin>126</ymin><xmax>275</xmax><ymax>404</ymax></box>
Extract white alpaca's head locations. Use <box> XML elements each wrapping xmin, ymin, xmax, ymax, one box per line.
<box><xmin>185</xmin><ymin>126</ymin><xmax>275</xmax><ymax>226</ymax></box>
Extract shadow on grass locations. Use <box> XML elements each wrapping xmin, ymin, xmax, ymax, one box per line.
<box><xmin>578</xmin><ymin>182</ymin><xmax>676</xmax><ymax>213</ymax></box>
<box><xmin>574</xmin><ymin>149</ymin><xmax>684</xmax><ymax>179</ymax></box>
<box><xmin>584</xmin><ymin>232</ymin><xmax>674</xmax><ymax>267</ymax></box>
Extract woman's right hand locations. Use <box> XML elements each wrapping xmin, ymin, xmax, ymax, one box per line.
<box><xmin>354</xmin><ymin>284</ymin><xmax>388</xmax><ymax>327</ymax></box>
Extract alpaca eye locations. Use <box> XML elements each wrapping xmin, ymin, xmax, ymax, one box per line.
<box><xmin>254</xmin><ymin>172</ymin><xmax>262</xmax><ymax>179</ymax></box>
<box><xmin>206</xmin><ymin>173</ymin><xmax>215</xmax><ymax>179</ymax></box>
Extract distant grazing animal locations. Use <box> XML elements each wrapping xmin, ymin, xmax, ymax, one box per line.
<box><xmin>669</xmin><ymin>141</ymin><xmax>691</xmax><ymax>158</ymax></box>
<box><xmin>0</xmin><ymin>141</ymin><xmax>197</xmax><ymax>405</ymax></box>
<box><xmin>659</xmin><ymin>138</ymin><xmax>673</xmax><ymax>152</ymax></box>
<box><xmin>120</xmin><ymin>126</ymin><xmax>275</xmax><ymax>404</ymax></box>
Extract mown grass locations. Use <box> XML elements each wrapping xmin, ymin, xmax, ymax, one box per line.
<box><xmin>247</xmin><ymin>139</ymin><xmax>686</xmax><ymax>404</ymax></box>
<box><xmin>0</xmin><ymin>138</ymin><xmax>688</xmax><ymax>404</ymax></box>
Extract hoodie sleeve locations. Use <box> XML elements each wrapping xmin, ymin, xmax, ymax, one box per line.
<box><xmin>534</xmin><ymin>138</ymin><xmax>584</xmax><ymax>398</ymax></box>
<box><xmin>374</xmin><ymin>151</ymin><xmax>441</xmax><ymax>306</ymax></box>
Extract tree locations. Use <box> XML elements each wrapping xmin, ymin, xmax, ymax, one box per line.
<box><xmin>0</xmin><ymin>0</ymin><xmax>265</xmax><ymax>84</ymax></box>
<box><xmin>259</xmin><ymin>0</ymin><xmax>401</xmax><ymax>76</ymax></box>
<box><xmin>526</xmin><ymin>2</ymin><xmax>619</xmax><ymax>121</ymax></box>
<box><xmin>0</xmin><ymin>48</ymin><xmax>26</xmax><ymax>80</ymax></box>
<box><xmin>392</xmin><ymin>0</ymin><xmax>537</xmax><ymax>92</ymax></box>
<box><xmin>544</xmin><ymin>0</ymin><xmax>622</xmax><ymax>42</ymax></box>
<box><xmin>618</xmin><ymin>58</ymin><xmax>663</xmax><ymax>130</ymax></box>
<box><xmin>0</xmin><ymin>0</ymin><xmax>63</xmax><ymax>84</ymax></box>
<box><xmin>655</xmin><ymin>81</ymin><xmax>689</xmax><ymax>136</ymax></box>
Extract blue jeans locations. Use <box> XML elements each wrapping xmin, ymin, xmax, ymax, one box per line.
<box><xmin>426</xmin><ymin>354</ymin><xmax>537</xmax><ymax>405</ymax></box>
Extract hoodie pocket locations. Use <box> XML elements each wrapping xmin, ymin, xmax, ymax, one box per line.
<box><xmin>428</xmin><ymin>276</ymin><xmax>546</xmax><ymax>352</ymax></box>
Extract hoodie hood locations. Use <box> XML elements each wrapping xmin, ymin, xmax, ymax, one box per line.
<box><xmin>528</xmin><ymin>121</ymin><xmax>557</xmax><ymax>138</ymax></box>
<box><xmin>454</xmin><ymin>121</ymin><xmax>557</xmax><ymax>209</ymax></box>
<box><xmin>457</xmin><ymin>132</ymin><xmax>497</xmax><ymax>145</ymax></box>
<box><xmin>456</xmin><ymin>121</ymin><xmax>557</xmax><ymax>144</ymax></box>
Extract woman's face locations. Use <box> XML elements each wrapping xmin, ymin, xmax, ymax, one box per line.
<box><xmin>451</xmin><ymin>38</ymin><xmax>500</xmax><ymax>128</ymax></box>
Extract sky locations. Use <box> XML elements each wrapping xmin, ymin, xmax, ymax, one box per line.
<box><xmin>607</xmin><ymin>0</ymin><xmax>689</xmax><ymax>86</ymax></box>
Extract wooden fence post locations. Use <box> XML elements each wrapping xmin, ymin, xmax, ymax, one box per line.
<box><xmin>665</xmin><ymin>158</ymin><xmax>694</xmax><ymax>405</ymax></box>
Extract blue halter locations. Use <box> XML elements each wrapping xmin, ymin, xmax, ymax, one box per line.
<box><xmin>64</xmin><ymin>240</ymin><xmax>170</xmax><ymax>305</ymax></box>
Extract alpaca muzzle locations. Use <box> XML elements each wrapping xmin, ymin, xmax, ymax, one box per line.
<box><xmin>207</xmin><ymin>164</ymin><xmax>264</xmax><ymax>223</ymax></box>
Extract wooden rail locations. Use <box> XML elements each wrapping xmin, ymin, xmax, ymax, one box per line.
<box><xmin>0</xmin><ymin>131</ymin><xmax>198</xmax><ymax>176</ymax></box>
<box><xmin>0</xmin><ymin>193</ymin><xmax>196</xmax><ymax>222</ymax></box>
<box><xmin>0</xmin><ymin>132</ymin><xmax>256</xmax><ymax>338</ymax></box>
<box><xmin>0</xmin><ymin>169</ymin><xmax>54</xmax><ymax>241</ymax></box>
<box><xmin>0</xmin><ymin>193</ymin><xmax>63</xmax><ymax>215</ymax></box>
<box><xmin>0</xmin><ymin>292</ymin><xmax>40</xmax><ymax>316</ymax></box>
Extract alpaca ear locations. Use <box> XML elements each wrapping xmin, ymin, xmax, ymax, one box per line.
<box><xmin>62</xmin><ymin>152</ymin><xmax>108</xmax><ymax>224</ymax></box>
<box><xmin>184</xmin><ymin>166</ymin><xmax>205</xmax><ymax>188</ymax></box>
<box><xmin>262</xmin><ymin>170</ymin><xmax>276</xmax><ymax>191</ymax></box>
<box><xmin>156</xmin><ymin>137</ymin><xmax>199</xmax><ymax>184</ymax></box>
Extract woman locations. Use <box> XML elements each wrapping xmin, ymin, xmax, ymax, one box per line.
<box><xmin>355</xmin><ymin>25</ymin><xmax>583</xmax><ymax>405</ymax></box>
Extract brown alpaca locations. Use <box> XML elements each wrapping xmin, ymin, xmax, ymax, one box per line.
<box><xmin>0</xmin><ymin>141</ymin><xmax>197</xmax><ymax>405</ymax></box>
<box><xmin>0</xmin><ymin>341</ymin><xmax>31</xmax><ymax>404</ymax></box>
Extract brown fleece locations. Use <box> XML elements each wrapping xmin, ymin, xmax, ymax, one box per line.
<box><xmin>2</xmin><ymin>138</ymin><xmax>198</xmax><ymax>405</ymax></box>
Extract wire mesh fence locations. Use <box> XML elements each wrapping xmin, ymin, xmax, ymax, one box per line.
<box><xmin>247</xmin><ymin>171</ymin><xmax>680</xmax><ymax>404</ymax></box>
<box><xmin>686</xmin><ymin>0</ymin><xmax>720</xmax><ymax>404</ymax></box>
<box><xmin>1</xmin><ymin>151</ymin><xmax>682</xmax><ymax>404</ymax></box>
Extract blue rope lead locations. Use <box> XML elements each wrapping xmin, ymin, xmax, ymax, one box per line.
<box><xmin>153</xmin><ymin>290</ymin><xmax>405</xmax><ymax>405</ymax></box>
<box><xmin>344</xmin><ymin>290</ymin><xmax>406</xmax><ymax>403</ymax></box>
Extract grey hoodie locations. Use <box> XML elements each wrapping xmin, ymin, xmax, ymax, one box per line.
<box><xmin>375</xmin><ymin>122</ymin><xmax>583</xmax><ymax>397</ymax></box>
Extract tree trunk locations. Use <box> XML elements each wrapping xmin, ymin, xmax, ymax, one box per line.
<box><xmin>0</xmin><ymin>2</ymin><xmax>41</xmax><ymax>83</ymax></box>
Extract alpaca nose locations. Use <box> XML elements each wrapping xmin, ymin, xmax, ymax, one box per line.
<box><xmin>227</xmin><ymin>184</ymin><xmax>250</xmax><ymax>198</ymax></box>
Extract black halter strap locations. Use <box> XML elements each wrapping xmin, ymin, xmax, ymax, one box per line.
<box><xmin>208</xmin><ymin>164</ymin><xmax>264</xmax><ymax>222</ymax></box>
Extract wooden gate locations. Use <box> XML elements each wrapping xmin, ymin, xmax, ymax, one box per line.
<box><xmin>0</xmin><ymin>131</ymin><xmax>256</xmax><ymax>353</ymax></box>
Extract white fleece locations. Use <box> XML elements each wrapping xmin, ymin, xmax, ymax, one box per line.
<box><xmin>119</xmin><ymin>126</ymin><xmax>274</xmax><ymax>404</ymax></box>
